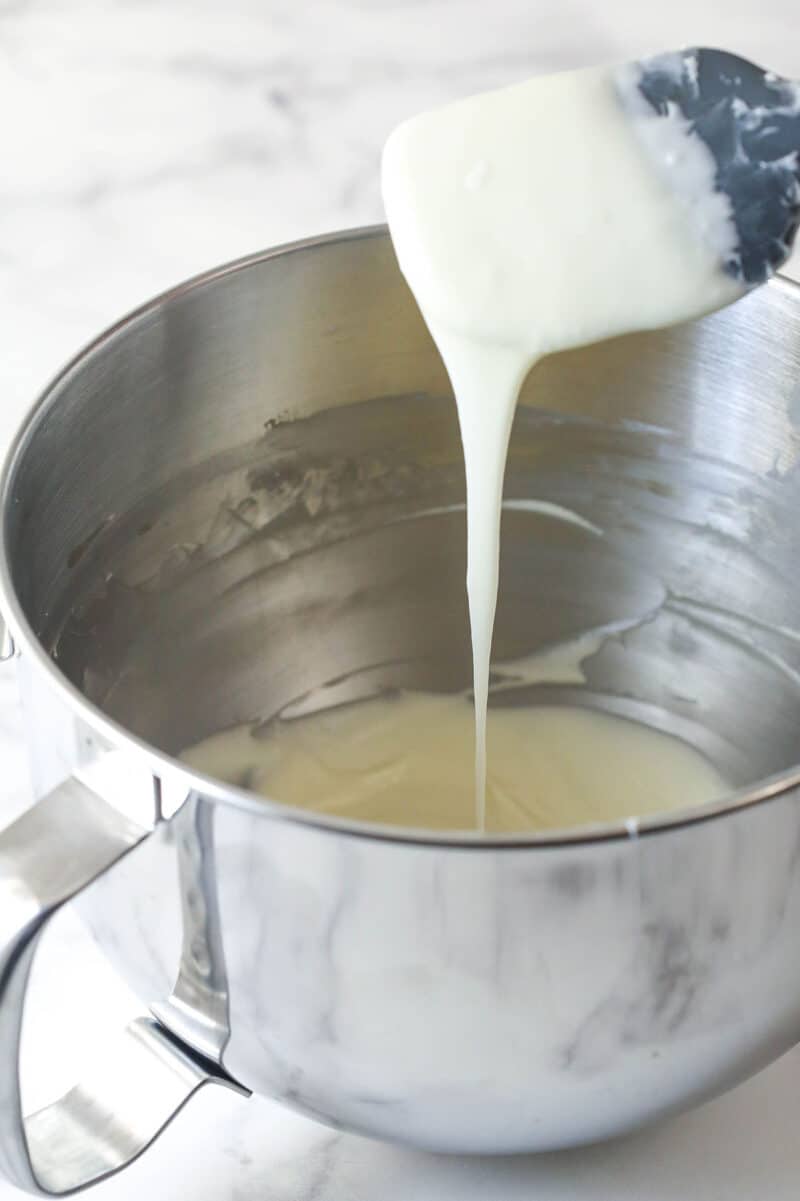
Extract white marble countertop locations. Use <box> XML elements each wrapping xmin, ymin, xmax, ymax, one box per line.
<box><xmin>1</xmin><ymin>1</ymin><xmax>800</xmax><ymax>1197</ymax></box>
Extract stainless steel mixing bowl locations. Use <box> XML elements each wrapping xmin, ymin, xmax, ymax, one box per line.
<box><xmin>2</xmin><ymin>227</ymin><xmax>800</xmax><ymax>1194</ymax></box>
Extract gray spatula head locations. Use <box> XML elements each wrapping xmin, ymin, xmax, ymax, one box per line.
<box><xmin>620</xmin><ymin>47</ymin><xmax>800</xmax><ymax>284</ymax></box>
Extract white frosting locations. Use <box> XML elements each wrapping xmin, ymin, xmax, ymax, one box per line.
<box><xmin>490</xmin><ymin>616</ymin><xmax>651</xmax><ymax>691</ymax></box>
<box><xmin>382</xmin><ymin>62</ymin><xmax>745</xmax><ymax>826</ymax></box>
<box><xmin>406</xmin><ymin>498</ymin><xmax>602</xmax><ymax>536</ymax></box>
<box><xmin>183</xmin><ymin>694</ymin><xmax>725</xmax><ymax>834</ymax></box>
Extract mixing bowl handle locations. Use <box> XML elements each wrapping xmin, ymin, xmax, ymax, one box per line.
<box><xmin>0</xmin><ymin>774</ymin><xmax>249</xmax><ymax>1196</ymax></box>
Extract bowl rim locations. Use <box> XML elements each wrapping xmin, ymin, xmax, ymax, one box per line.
<box><xmin>3</xmin><ymin>224</ymin><xmax>800</xmax><ymax>849</ymax></box>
